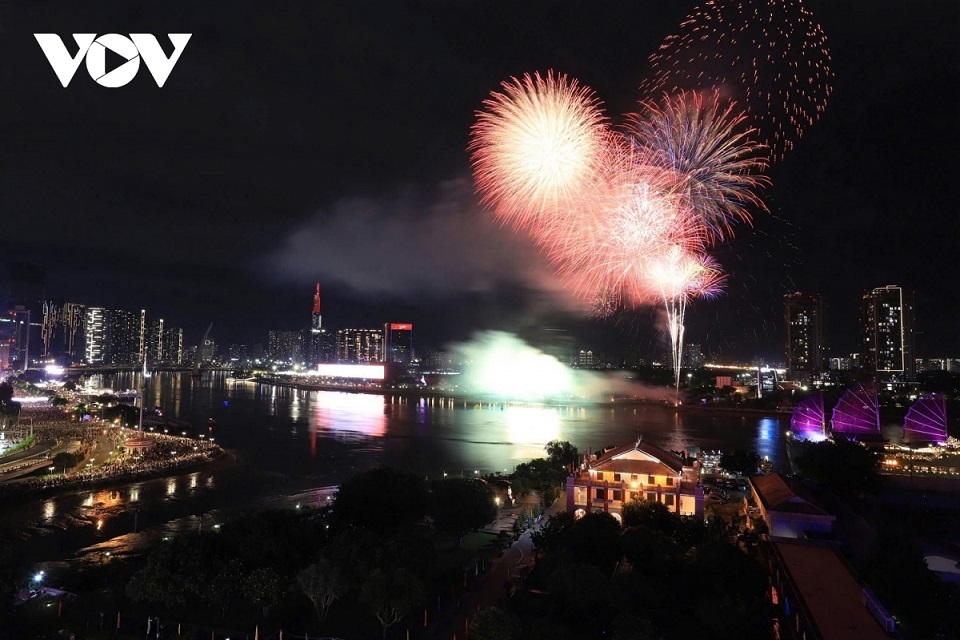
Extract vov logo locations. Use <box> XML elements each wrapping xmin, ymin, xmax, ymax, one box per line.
<box><xmin>34</xmin><ymin>33</ymin><xmax>191</xmax><ymax>88</ymax></box>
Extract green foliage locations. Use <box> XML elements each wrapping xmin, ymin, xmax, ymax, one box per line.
<box><xmin>297</xmin><ymin>556</ymin><xmax>349</xmax><ymax>627</ymax></box>
<box><xmin>531</xmin><ymin>511</ymin><xmax>574</xmax><ymax>554</ymax></box>
<box><xmin>243</xmin><ymin>566</ymin><xmax>283</xmax><ymax>614</ymax></box>
<box><xmin>568</xmin><ymin>512</ymin><xmax>622</xmax><ymax>569</ymax></box>
<box><xmin>331</xmin><ymin>465</ymin><xmax>430</xmax><ymax>531</ymax></box>
<box><xmin>864</xmin><ymin>517</ymin><xmax>951</xmax><ymax>639</ymax></box>
<box><xmin>611</xmin><ymin>613</ymin><xmax>663</xmax><ymax>640</ymax></box>
<box><xmin>469</xmin><ymin>606</ymin><xmax>523</xmax><ymax>640</ymax></box>
<box><xmin>360</xmin><ymin>567</ymin><xmax>423</xmax><ymax>639</ymax></box>
<box><xmin>621</xmin><ymin>526</ymin><xmax>680</xmax><ymax>579</ymax></box>
<box><xmin>719</xmin><ymin>449</ymin><xmax>761</xmax><ymax>476</ymax></box>
<box><xmin>430</xmin><ymin>477</ymin><xmax>498</xmax><ymax>536</ymax></box>
<box><xmin>50</xmin><ymin>395</ymin><xmax>69</xmax><ymax>407</ymax></box>
<box><xmin>545</xmin><ymin>440</ymin><xmax>578</xmax><ymax>471</ymax></box>
<box><xmin>793</xmin><ymin>437</ymin><xmax>882</xmax><ymax>495</ymax></box>
<box><xmin>52</xmin><ymin>451</ymin><xmax>80</xmax><ymax>471</ymax></box>
<box><xmin>204</xmin><ymin>558</ymin><xmax>243</xmax><ymax>618</ymax></box>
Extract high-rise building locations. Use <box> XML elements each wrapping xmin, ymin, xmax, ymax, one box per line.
<box><xmin>336</xmin><ymin>328</ymin><xmax>383</xmax><ymax>363</ymax></box>
<box><xmin>84</xmin><ymin>308</ymin><xmax>145</xmax><ymax>366</ymax></box>
<box><xmin>268</xmin><ymin>330</ymin><xmax>303</xmax><ymax>363</ymax></box>
<box><xmin>682</xmin><ymin>343</ymin><xmax>705</xmax><ymax>368</ymax></box>
<box><xmin>145</xmin><ymin>319</ymin><xmax>183</xmax><ymax>366</ymax></box>
<box><xmin>311</xmin><ymin>283</ymin><xmax>322</xmax><ymax>333</ymax></box>
<box><xmin>40</xmin><ymin>301</ymin><xmax>86</xmax><ymax>364</ymax></box>
<box><xmin>861</xmin><ymin>285</ymin><xmax>914</xmax><ymax>384</ymax></box>
<box><xmin>2</xmin><ymin>262</ymin><xmax>46</xmax><ymax>370</ymax></box>
<box><xmin>383</xmin><ymin>323</ymin><xmax>413</xmax><ymax>364</ymax></box>
<box><xmin>784</xmin><ymin>292</ymin><xmax>825</xmax><ymax>382</ymax></box>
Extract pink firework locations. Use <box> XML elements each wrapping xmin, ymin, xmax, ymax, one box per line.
<box><xmin>469</xmin><ymin>71</ymin><xmax>611</xmax><ymax>232</ymax></box>
<box><xmin>646</xmin><ymin>247</ymin><xmax>726</xmax><ymax>394</ymax></box>
<box><xmin>626</xmin><ymin>91</ymin><xmax>770</xmax><ymax>244</ymax></box>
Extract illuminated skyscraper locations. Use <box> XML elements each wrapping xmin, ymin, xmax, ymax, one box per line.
<box><xmin>336</xmin><ymin>328</ymin><xmax>383</xmax><ymax>363</ymax></box>
<box><xmin>84</xmin><ymin>308</ymin><xmax>145</xmax><ymax>365</ymax></box>
<box><xmin>311</xmin><ymin>283</ymin><xmax>322</xmax><ymax>333</ymax></box>
<box><xmin>383</xmin><ymin>323</ymin><xmax>413</xmax><ymax>364</ymax></box>
<box><xmin>861</xmin><ymin>285</ymin><xmax>914</xmax><ymax>384</ymax></box>
<box><xmin>146</xmin><ymin>319</ymin><xmax>183</xmax><ymax>365</ymax></box>
<box><xmin>784</xmin><ymin>292</ymin><xmax>824</xmax><ymax>383</ymax></box>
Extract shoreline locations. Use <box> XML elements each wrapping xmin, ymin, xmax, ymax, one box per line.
<box><xmin>0</xmin><ymin>447</ymin><xmax>230</xmax><ymax>506</ymax></box>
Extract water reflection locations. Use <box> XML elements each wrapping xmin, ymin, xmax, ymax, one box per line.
<box><xmin>505</xmin><ymin>406</ymin><xmax>560</xmax><ymax>461</ymax></box>
<box><xmin>311</xmin><ymin>391</ymin><xmax>386</xmax><ymax>437</ymax></box>
<box><xmin>42</xmin><ymin>500</ymin><xmax>55</xmax><ymax>522</ymax></box>
<box><xmin>166</xmin><ymin>478</ymin><xmax>176</xmax><ymax>496</ymax></box>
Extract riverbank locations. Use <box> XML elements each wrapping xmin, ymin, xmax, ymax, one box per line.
<box><xmin>0</xmin><ymin>445</ymin><xmax>228</xmax><ymax>505</ymax></box>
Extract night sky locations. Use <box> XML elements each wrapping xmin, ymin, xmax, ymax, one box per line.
<box><xmin>1</xmin><ymin>1</ymin><xmax>957</xmax><ymax>362</ymax></box>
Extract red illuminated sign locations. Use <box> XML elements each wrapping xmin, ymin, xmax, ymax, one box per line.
<box><xmin>390</xmin><ymin>323</ymin><xmax>412</xmax><ymax>330</ymax></box>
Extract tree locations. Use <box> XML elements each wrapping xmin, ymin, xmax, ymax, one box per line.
<box><xmin>297</xmin><ymin>556</ymin><xmax>347</xmax><ymax>627</ymax></box>
<box><xmin>793</xmin><ymin>438</ymin><xmax>881</xmax><ymax>495</ymax></box>
<box><xmin>469</xmin><ymin>606</ymin><xmax>522</xmax><ymax>640</ymax></box>
<box><xmin>331</xmin><ymin>466</ymin><xmax>430</xmax><ymax>531</ymax></box>
<box><xmin>52</xmin><ymin>452</ymin><xmax>80</xmax><ymax>472</ymax></box>
<box><xmin>545</xmin><ymin>440</ymin><xmax>579</xmax><ymax>474</ymax></box>
<box><xmin>360</xmin><ymin>567</ymin><xmax>423</xmax><ymax>640</ymax></box>
<box><xmin>719</xmin><ymin>449</ymin><xmax>761</xmax><ymax>476</ymax></box>
<box><xmin>569</xmin><ymin>512</ymin><xmax>622</xmax><ymax>569</ymax></box>
<box><xmin>243</xmin><ymin>566</ymin><xmax>283</xmax><ymax>618</ymax></box>
<box><xmin>205</xmin><ymin>559</ymin><xmax>243</xmax><ymax>618</ymax></box>
<box><xmin>430</xmin><ymin>478</ymin><xmax>497</xmax><ymax>542</ymax></box>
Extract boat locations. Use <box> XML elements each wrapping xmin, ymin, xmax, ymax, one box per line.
<box><xmin>902</xmin><ymin>393</ymin><xmax>948</xmax><ymax>444</ymax></box>
<box><xmin>789</xmin><ymin>393</ymin><xmax>827</xmax><ymax>442</ymax></box>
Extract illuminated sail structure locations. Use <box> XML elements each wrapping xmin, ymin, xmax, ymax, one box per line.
<box><xmin>790</xmin><ymin>393</ymin><xmax>827</xmax><ymax>441</ymax></box>
<box><xmin>830</xmin><ymin>383</ymin><xmax>880</xmax><ymax>437</ymax></box>
<box><xmin>902</xmin><ymin>394</ymin><xmax>948</xmax><ymax>444</ymax></box>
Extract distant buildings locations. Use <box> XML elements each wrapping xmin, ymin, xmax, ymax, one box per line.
<box><xmin>682</xmin><ymin>343</ymin><xmax>704</xmax><ymax>368</ymax></box>
<box><xmin>860</xmin><ymin>285</ymin><xmax>914</xmax><ymax>384</ymax></box>
<box><xmin>784</xmin><ymin>292</ymin><xmax>824</xmax><ymax>383</ymax></box>
<box><xmin>268</xmin><ymin>330</ymin><xmax>303</xmax><ymax>364</ymax></box>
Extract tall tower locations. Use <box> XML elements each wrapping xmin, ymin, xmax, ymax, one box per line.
<box><xmin>861</xmin><ymin>285</ymin><xmax>914</xmax><ymax>384</ymax></box>
<box><xmin>784</xmin><ymin>292</ymin><xmax>824</xmax><ymax>383</ymax></box>
<box><xmin>311</xmin><ymin>283</ymin><xmax>322</xmax><ymax>333</ymax></box>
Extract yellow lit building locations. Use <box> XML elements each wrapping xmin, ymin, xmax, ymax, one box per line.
<box><xmin>566</xmin><ymin>439</ymin><xmax>704</xmax><ymax>521</ymax></box>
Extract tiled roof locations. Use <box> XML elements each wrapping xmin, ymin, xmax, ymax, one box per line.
<box><xmin>593</xmin><ymin>458</ymin><xmax>678</xmax><ymax>477</ymax></box>
<box><xmin>592</xmin><ymin>440</ymin><xmax>685</xmax><ymax>475</ymax></box>
<box><xmin>752</xmin><ymin>473</ymin><xmax>829</xmax><ymax>516</ymax></box>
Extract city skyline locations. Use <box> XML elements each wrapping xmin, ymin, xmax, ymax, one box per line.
<box><xmin>1</xmin><ymin>1</ymin><xmax>957</xmax><ymax>362</ymax></box>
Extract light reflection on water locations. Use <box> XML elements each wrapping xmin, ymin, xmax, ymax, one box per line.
<box><xmin>8</xmin><ymin>371</ymin><xmax>852</xmax><ymax>572</ymax></box>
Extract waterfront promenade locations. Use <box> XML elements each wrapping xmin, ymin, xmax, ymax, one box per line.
<box><xmin>0</xmin><ymin>400</ymin><xmax>222</xmax><ymax>501</ymax></box>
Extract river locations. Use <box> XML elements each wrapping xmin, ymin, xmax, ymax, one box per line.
<box><xmin>0</xmin><ymin>371</ymin><xmax>903</xmax><ymax>578</ymax></box>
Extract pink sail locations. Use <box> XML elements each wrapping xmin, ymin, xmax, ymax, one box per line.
<box><xmin>903</xmin><ymin>394</ymin><xmax>948</xmax><ymax>444</ymax></box>
<box><xmin>790</xmin><ymin>393</ymin><xmax>827</xmax><ymax>441</ymax></box>
<box><xmin>831</xmin><ymin>383</ymin><xmax>880</xmax><ymax>435</ymax></box>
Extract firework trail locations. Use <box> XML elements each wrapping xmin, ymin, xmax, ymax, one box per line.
<box><xmin>639</xmin><ymin>0</ymin><xmax>833</xmax><ymax>162</ymax></box>
<box><xmin>647</xmin><ymin>247</ymin><xmax>725</xmax><ymax>394</ymax></box>
<box><xmin>469</xmin><ymin>71</ymin><xmax>611</xmax><ymax>233</ymax></box>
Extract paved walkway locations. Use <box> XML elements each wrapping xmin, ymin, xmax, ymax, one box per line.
<box><xmin>425</xmin><ymin>491</ymin><xmax>566</xmax><ymax>640</ymax></box>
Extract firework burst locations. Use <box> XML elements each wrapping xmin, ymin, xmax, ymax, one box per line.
<box><xmin>469</xmin><ymin>71</ymin><xmax>611</xmax><ymax>231</ymax></box>
<box><xmin>626</xmin><ymin>91</ymin><xmax>770</xmax><ymax>244</ymax></box>
<box><xmin>639</xmin><ymin>0</ymin><xmax>833</xmax><ymax>162</ymax></box>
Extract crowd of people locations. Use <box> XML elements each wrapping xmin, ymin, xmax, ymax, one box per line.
<box><xmin>0</xmin><ymin>395</ymin><xmax>222</xmax><ymax>499</ymax></box>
